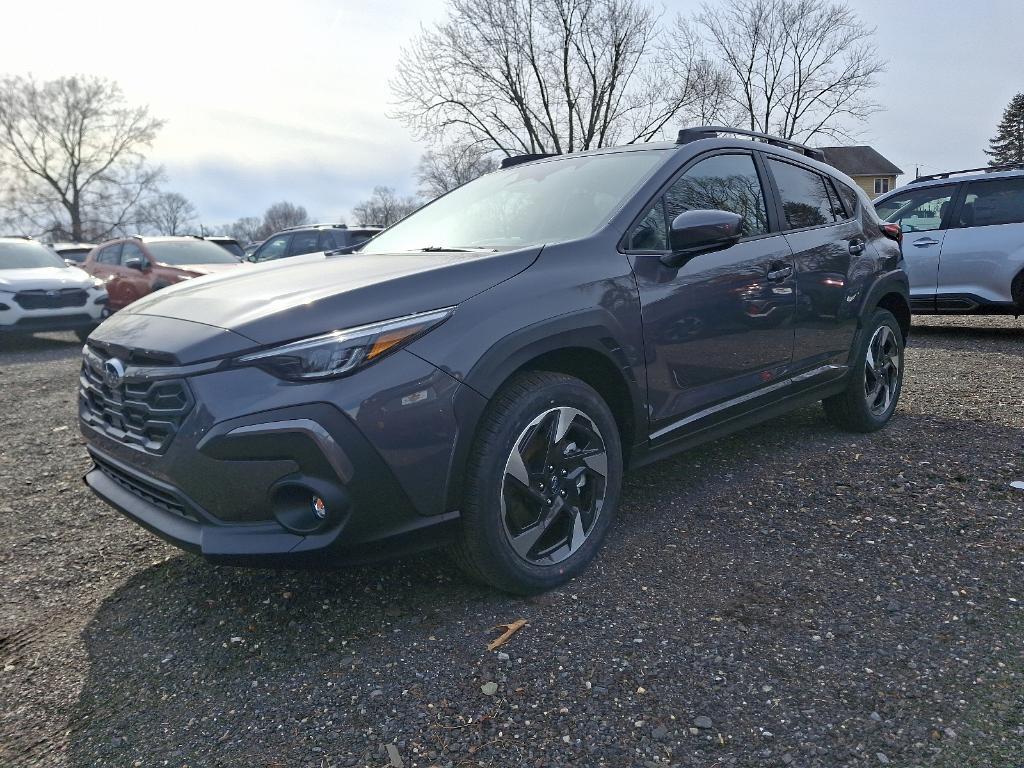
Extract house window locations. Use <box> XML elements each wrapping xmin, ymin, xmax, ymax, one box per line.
<box><xmin>874</xmin><ymin>177</ymin><xmax>890</xmax><ymax>195</ymax></box>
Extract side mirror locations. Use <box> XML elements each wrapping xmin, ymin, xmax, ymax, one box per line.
<box><xmin>661</xmin><ymin>209</ymin><xmax>744</xmax><ymax>268</ymax></box>
<box><xmin>124</xmin><ymin>257</ymin><xmax>148</xmax><ymax>271</ymax></box>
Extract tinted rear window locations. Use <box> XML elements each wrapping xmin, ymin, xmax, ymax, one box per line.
<box><xmin>960</xmin><ymin>177</ymin><xmax>1024</xmax><ymax>227</ymax></box>
<box><xmin>767</xmin><ymin>159</ymin><xmax>835</xmax><ymax>229</ymax></box>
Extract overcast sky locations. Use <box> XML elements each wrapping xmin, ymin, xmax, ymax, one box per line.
<box><xmin>2</xmin><ymin>0</ymin><xmax>1022</xmax><ymax>228</ymax></box>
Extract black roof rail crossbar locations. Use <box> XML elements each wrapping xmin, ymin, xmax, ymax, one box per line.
<box><xmin>500</xmin><ymin>153</ymin><xmax>557</xmax><ymax>169</ymax></box>
<box><xmin>908</xmin><ymin>162</ymin><xmax>1024</xmax><ymax>184</ymax></box>
<box><xmin>676</xmin><ymin>126</ymin><xmax>825</xmax><ymax>162</ymax></box>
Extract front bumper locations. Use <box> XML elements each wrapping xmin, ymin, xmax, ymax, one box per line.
<box><xmin>0</xmin><ymin>290</ymin><xmax>107</xmax><ymax>333</ymax></box>
<box><xmin>79</xmin><ymin>347</ymin><xmax>486</xmax><ymax>565</ymax></box>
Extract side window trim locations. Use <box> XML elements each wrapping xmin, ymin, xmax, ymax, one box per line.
<box><xmin>620</xmin><ymin>149</ymin><xmax>780</xmax><ymax>254</ymax></box>
<box><xmin>823</xmin><ymin>176</ymin><xmax>851</xmax><ymax>222</ymax></box>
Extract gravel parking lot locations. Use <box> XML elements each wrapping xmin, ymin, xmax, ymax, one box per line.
<box><xmin>1</xmin><ymin>317</ymin><xmax>1022</xmax><ymax>768</ymax></box>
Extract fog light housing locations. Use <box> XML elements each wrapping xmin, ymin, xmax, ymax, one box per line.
<box><xmin>270</xmin><ymin>479</ymin><xmax>349</xmax><ymax>535</ymax></box>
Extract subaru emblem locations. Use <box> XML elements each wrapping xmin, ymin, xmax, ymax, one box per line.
<box><xmin>46</xmin><ymin>290</ymin><xmax>58</xmax><ymax>298</ymax></box>
<box><xmin>102</xmin><ymin>358</ymin><xmax>126</xmax><ymax>389</ymax></box>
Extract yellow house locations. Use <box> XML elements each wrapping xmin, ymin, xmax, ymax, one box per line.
<box><xmin>818</xmin><ymin>146</ymin><xmax>904</xmax><ymax>199</ymax></box>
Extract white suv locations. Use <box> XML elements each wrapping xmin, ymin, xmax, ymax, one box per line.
<box><xmin>0</xmin><ymin>237</ymin><xmax>108</xmax><ymax>340</ymax></box>
<box><xmin>874</xmin><ymin>164</ymin><xmax>1024</xmax><ymax>315</ymax></box>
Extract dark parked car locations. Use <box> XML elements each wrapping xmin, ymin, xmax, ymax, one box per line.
<box><xmin>80</xmin><ymin>235</ymin><xmax>247</xmax><ymax>313</ymax></box>
<box><xmin>247</xmin><ymin>223</ymin><xmax>382</xmax><ymax>262</ymax></box>
<box><xmin>50</xmin><ymin>241</ymin><xmax>96</xmax><ymax>265</ymax></box>
<box><xmin>202</xmin><ymin>236</ymin><xmax>246</xmax><ymax>259</ymax></box>
<box><xmin>79</xmin><ymin>127</ymin><xmax>909</xmax><ymax>593</ymax></box>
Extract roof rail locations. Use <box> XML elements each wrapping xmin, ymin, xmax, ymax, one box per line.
<box><xmin>908</xmin><ymin>162</ymin><xmax>1024</xmax><ymax>184</ymax></box>
<box><xmin>676</xmin><ymin>126</ymin><xmax>825</xmax><ymax>162</ymax></box>
<box><xmin>281</xmin><ymin>223</ymin><xmax>348</xmax><ymax>231</ymax></box>
<box><xmin>0</xmin><ymin>234</ymin><xmax>33</xmax><ymax>240</ymax></box>
<box><xmin>500</xmin><ymin>153</ymin><xmax>557</xmax><ymax>169</ymax></box>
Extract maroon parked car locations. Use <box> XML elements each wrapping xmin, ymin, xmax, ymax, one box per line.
<box><xmin>81</xmin><ymin>236</ymin><xmax>246</xmax><ymax>312</ymax></box>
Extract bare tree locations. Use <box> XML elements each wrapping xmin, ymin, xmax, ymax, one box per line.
<box><xmin>223</xmin><ymin>216</ymin><xmax>264</xmax><ymax>243</ymax></box>
<box><xmin>417</xmin><ymin>143</ymin><xmax>499</xmax><ymax>199</ymax></box>
<box><xmin>139</xmin><ymin>191</ymin><xmax>197</xmax><ymax>235</ymax></box>
<box><xmin>259</xmin><ymin>201</ymin><xmax>308</xmax><ymax>238</ymax></box>
<box><xmin>391</xmin><ymin>0</ymin><xmax>731</xmax><ymax>156</ymax></box>
<box><xmin>352</xmin><ymin>186</ymin><xmax>420</xmax><ymax>227</ymax></box>
<box><xmin>695</xmin><ymin>0</ymin><xmax>884</xmax><ymax>141</ymax></box>
<box><xmin>0</xmin><ymin>75</ymin><xmax>164</xmax><ymax>241</ymax></box>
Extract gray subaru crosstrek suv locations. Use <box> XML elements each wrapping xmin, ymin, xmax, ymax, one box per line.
<box><xmin>80</xmin><ymin>127</ymin><xmax>910</xmax><ymax>593</ymax></box>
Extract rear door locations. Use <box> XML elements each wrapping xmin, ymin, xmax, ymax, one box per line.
<box><xmin>938</xmin><ymin>175</ymin><xmax>1024</xmax><ymax>308</ymax></box>
<box><xmin>764</xmin><ymin>156</ymin><xmax>864</xmax><ymax>371</ymax></box>
<box><xmin>874</xmin><ymin>184</ymin><xmax>959</xmax><ymax>311</ymax></box>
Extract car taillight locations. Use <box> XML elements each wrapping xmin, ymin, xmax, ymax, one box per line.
<box><xmin>880</xmin><ymin>223</ymin><xmax>902</xmax><ymax>245</ymax></box>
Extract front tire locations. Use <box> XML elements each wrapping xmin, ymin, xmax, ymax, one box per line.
<box><xmin>823</xmin><ymin>308</ymin><xmax>904</xmax><ymax>432</ymax></box>
<box><xmin>451</xmin><ymin>372</ymin><xmax>623</xmax><ymax>594</ymax></box>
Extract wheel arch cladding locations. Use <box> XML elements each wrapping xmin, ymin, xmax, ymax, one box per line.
<box><xmin>444</xmin><ymin>331</ymin><xmax>645</xmax><ymax>512</ymax></box>
<box><xmin>876</xmin><ymin>291</ymin><xmax>911</xmax><ymax>341</ymax></box>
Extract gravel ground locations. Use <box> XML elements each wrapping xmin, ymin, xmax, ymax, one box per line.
<box><xmin>1</xmin><ymin>317</ymin><xmax>1022</xmax><ymax>768</ymax></box>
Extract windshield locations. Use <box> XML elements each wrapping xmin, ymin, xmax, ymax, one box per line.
<box><xmin>361</xmin><ymin>150</ymin><xmax>667</xmax><ymax>253</ymax></box>
<box><xmin>0</xmin><ymin>241</ymin><xmax>69</xmax><ymax>270</ymax></box>
<box><xmin>146</xmin><ymin>240</ymin><xmax>241</xmax><ymax>265</ymax></box>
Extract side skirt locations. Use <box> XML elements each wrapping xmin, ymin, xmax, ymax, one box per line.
<box><xmin>630</xmin><ymin>374</ymin><xmax>848</xmax><ymax>470</ymax></box>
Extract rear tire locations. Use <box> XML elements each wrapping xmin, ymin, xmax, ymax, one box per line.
<box><xmin>823</xmin><ymin>308</ymin><xmax>904</xmax><ymax>432</ymax></box>
<box><xmin>450</xmin><ymin>372</ymin><xmax>623</xmax><ymax>594</ymax></box>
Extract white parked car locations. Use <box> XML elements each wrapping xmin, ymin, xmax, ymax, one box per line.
<box><xmin>874</xmin><ymin>164</ymin><xmax>1024</xmax><ymax>315</ymax></box>
<box><xmin>0</xmin><ymin>236</ymin><xmax>109</xmax><ymax>341</ymax></box>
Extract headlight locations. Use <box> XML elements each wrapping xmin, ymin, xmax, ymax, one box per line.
<box><xmin>236</xmin><ymin>307</ymin><xmax>455</xmax><ymax>381</ymax></box>
<box><xmin>90</xmin><ymin>277</ymin><xmax>106</xmax><ymax>289</ymax></box>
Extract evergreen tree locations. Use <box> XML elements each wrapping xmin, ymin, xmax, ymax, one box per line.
<box><xmin>986</xmin><ymin>93</ymin><xmax>1024</xmax><ymax>166</ymax></box>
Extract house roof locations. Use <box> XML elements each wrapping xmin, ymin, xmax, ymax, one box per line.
<box><xmin>818</xmin><ymin>146</ymin><xmax>903</xmax><ymax>177</ymax></box>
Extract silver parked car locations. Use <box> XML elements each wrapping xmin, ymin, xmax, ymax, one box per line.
<box><xmin>874</xmin><ymin>163</ymin><xmax>1024</xmax><ymax>315</ymax></box>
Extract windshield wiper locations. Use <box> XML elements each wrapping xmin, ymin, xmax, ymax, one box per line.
<box><xmin>416</xmin><ymin>245</ymin><xmax>497</xmax><ymax>253</ymax></box>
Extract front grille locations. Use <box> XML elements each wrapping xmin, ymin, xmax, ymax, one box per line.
<box><xmin>93</xmin><ymin>455</ymin><xmax>197</xmax><ymax>522</ymax></box>
<box><xmin>15</xmin><ymin>288</ymin><xmax>88</xmax><ymax>309</ymax></box>
<box><xmin>79</xmin><ymin>347</ymin><xmax>194</xmax><ymax>454</ymax></box>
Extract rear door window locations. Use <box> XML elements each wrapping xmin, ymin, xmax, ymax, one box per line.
<box><xmin>318</xmin><ymin>230</ymin><xmax>338</xmax><ymax>250</ymax></box>
<box><xmin>959</xmin><ymin>177</ymin><xmax>1024</xmax><ymax>227</ymax></box>
<box><xmin>767</xmin><ymin>159</ymin><xmax>835</xmax><ymax>229</ymax></box>
<box><xmin>288</xmin><ymin>230</ymin><xmax>321</xmax><ymax>256</ymax></box>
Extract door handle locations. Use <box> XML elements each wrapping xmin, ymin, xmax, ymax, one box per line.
<box><xmin>849</xmin><ymin>239</ymin><xmax>865</xmax><ymax>255</ymax></box>
<box><xmin>766</xmin><ymin>262</ymin><xmax>793</xmax><ymax>281</ymax></box>
<box><xmin>912</xmin><ymin>238</ymin><xmax>940</xmax><ymax>247</ymax></box>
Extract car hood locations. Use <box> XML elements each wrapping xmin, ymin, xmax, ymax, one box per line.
<box><xmin>0</xmin><ymin>265</ymin><xmax>95</xmax><ymax>290</ymax></box>
<box><xmin>116</xmin><ymin>247</ymin><xmax>541</xmax><ymax>349</ymax></box>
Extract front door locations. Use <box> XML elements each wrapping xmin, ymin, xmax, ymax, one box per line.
<box><xmin>90</xmin><ymin>242</ymin><xmax>125</xmax><ymax>309</ymax></box>
<box><xmin>874</xmin><ymin>183</ymin><xmax>959</xmax><ymax>312</ymax></box>
<box><xmin>117</xmin><ymin>241</ymin><xmax>154</xmax><ymax>306</ymax></box>
<box><xmin>627</xmin><ymin>151</ymin><xmax>797</xmax><ymax>440</ymax></box>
